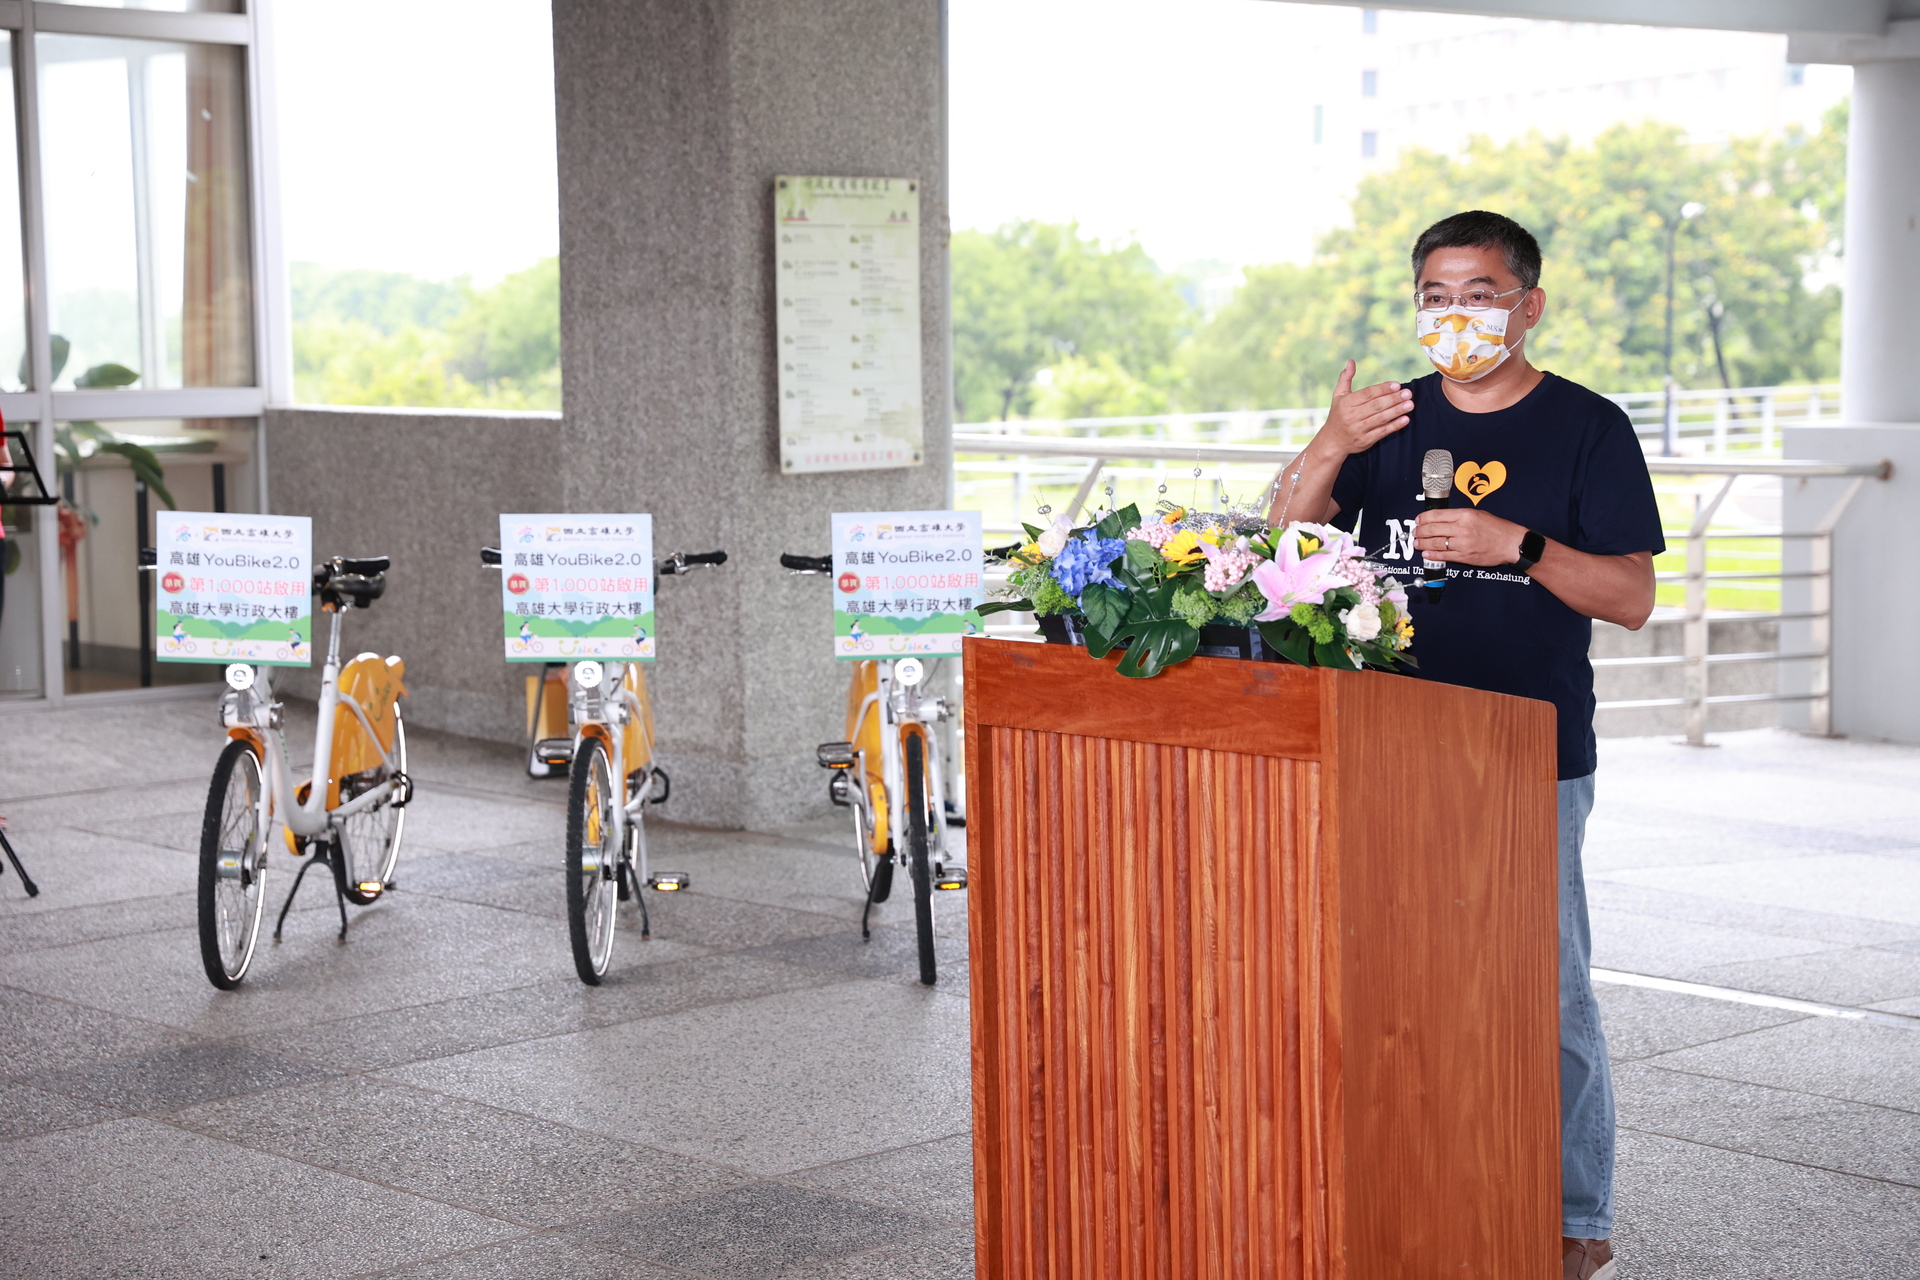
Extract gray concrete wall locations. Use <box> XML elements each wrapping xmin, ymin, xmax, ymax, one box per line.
<box><xmin>264</xmin><ymin>406</ymin><xmax>564</xmax><ymax>744</ymax></box>
<box><xmin>552</xmin><ymin>0</ymin><xmax>951</xmax><ymax>829</ymax></box>
<box><xmin>1781</xmin><ymin>422</ymin><xmax>1917</xmax><ymax>745</ymax></box>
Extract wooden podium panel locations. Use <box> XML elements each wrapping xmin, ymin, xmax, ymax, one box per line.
<box><xmin>963</xmin><ymin>639</ymin><xmax>1560</xmax><ymax>1279</ymax></box>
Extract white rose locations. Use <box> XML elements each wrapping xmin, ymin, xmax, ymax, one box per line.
<box><xmin>1036</xmin><ymin>515</ymin><xmax>1073</xmax><ymax>558</ymax></box>
<box><xmin>1341</xmin><ymin>605</ymin><xmax>1383</xmax><ymax>642</ymax></box>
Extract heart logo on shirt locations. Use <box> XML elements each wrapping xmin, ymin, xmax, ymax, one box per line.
<box><xmin>1454</xmin><ymin>460</ymin><xmax>1507</xmax><ymax>506</ymax></box>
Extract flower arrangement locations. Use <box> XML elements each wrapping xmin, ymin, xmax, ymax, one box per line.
<box><xmin>989</xmin><ymin>501</ymin><xmax>1416</xmax><ymax>679</ymax></box>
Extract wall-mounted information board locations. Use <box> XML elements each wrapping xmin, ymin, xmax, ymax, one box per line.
<box><xmin>774</xmin><ymin>175</ymin><xmax>923</xmax><ymax>474</ymax></box>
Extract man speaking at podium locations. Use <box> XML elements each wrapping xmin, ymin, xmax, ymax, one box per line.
<box><xmin>1267</xmin><ymin>210</ymin><xmax>1663</xmax><ymax>1280</ymax></box>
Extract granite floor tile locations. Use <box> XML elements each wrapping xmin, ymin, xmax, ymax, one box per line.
<box><xmin>1637</xmin><ymin>1015</ymin><xmax>1920</xmax><ymax>1113</ymax></box>
<box><xmin>1616</xmin><ymin>1062</ymin><xmax>1920</xmax><ymax>1186</ymax></box>
<box><xmin>0</xmin><ymin>1115</ymin><xmax>519</xmax><ymax>1278</ymax></box>
<box><xmin>0</xmin><ymin>827</ymin><xmax>196</xmax><ymax>916</ymax></box>
<box><xmin>1597</xmin><ymin>852</ymin><xmax>1920</xmax><ymax>930</ymax></box>
<box><xmin>782</xmin><ymin>1133</ymin><xmax>974</xmax><ymax>1221</ymax></box>
<box><xmin>1591</xmin><ymin>981</ymin><xmax>1808</xmax><ymax>1062</ymax></box>
<box><xmin>1588</xmin><ymin>908</ymin><xmax>1833</xmax><ymax>978</ymax></box>
<box><xmin>1585</xmin><ymin>877</ymin><xmax>1920</xmax><ymax>950</ymax></box>
<box><xmin>0</xmin><ymin>891</ymin><xmax>199</xmax><ymax>955</ymax></box>
<box><xmin>368</xmin><ymin>1232</ymin><xmax>689</xmax><ymax>1279</ymax></box>
<box><xmin>1685</xmin><ymin>944</ymin><xmax>1920</xmax><ymax>1007</ymax></box>
<box><xmin>0</xmin><ymin>986</ymin><xmax>200</xmax><ymax>1075</ymax></box>
<box><xmin>570</xmin><ymin>1181</ymin><xmax>942</xmax><ymax>1279</ymax></box>
<box><xmin>0</xmin><ymin>1081</ymin><xmax>123</xmax><ymax>1140</ymax></box>
<box><xmin>1611</xmin><ymin>1128</ymin><xmax>1920</xmax><ymax>1279</ymax></box>
<box><xmin>384</xmin><ymin>980</ymin><xmax>973</xmax><ymax>1176</ymax></box>
<box><xmin>772</xmin><ymin>1224</ymin><xmax>975</xmax><ymax>1280</ymax></box>
<box><xmin>25</xmin><ymin>1040</ymin><xmax>334</xmax><ymax>1113</ymax></box>
<box><xmin>244</xmin><ymin>951</ymin><xmax>828</xmax><ymax>1071</ymax></box>
<box><xmin>81</xmin><ymin>806</ymin><xmax>210</xmax><ymax>856</ymax></box>
<box><xmin>745</xmin><ymin>925</ymin><xmax>967</xmax><ymax>985</ymax></box>
<box><xmin>0</xmin><ymin>896</ymin><xmax>574</xmax><ymax>1038</ymax></box>
<box><xmin>173</xmin><ymin>1076</ymin><xmax>747</xmax><ymax>1227</ymax></box>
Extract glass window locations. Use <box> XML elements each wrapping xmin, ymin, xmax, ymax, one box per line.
<box><xmin>1361</xmin><ymin>130</ymin><xmax>1378</xmax><ymax>158</ymax></box>
<box><xmin>1362</xmin><ymin>69</ymin><xmax>1378</xmax><ymax>98</ymax></box>
<box><xmin>39</xmin><ymin>35</ymin><xmax>256</xmax><ymax>392</ymax></box>
<box><xmin>0</xmin><ymin>35</ymin><xmax>25</xmax><ymax>392</ymax></box>
<box><xmin>55</xmin><ymin>418</ymin><xmax>258</xmax><ymax>694</ymax></box>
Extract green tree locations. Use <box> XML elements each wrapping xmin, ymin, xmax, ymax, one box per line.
<box><xmin>1181</xmin><ymin>110</ymin><xmax>1846</xmax><ymax>409</ymax></box>
<box><xmin>290</xmin><ymin>256</ymin><xmax>562</xmax><ymax>410</ymax></box>
<box><xmin>951</xmin><ymin>221</ymin><xmax>1190</xmax><ymax>421</ymax></box>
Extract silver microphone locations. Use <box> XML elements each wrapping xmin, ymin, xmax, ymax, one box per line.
<box><xmin>1421</xmin><ymin>449</ymin><xmax>1453</xmax><ymax>599</ymax></box>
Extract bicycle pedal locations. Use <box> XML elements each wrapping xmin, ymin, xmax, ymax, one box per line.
<box><xmin>932</xmin><ymin>862</ymin><xmax>968</xmax><ymax>891</ymax></box>
<box><xmin>816</xmin><ymin>741</ymin><xmax>857</xmax><ymax>770</ymax></box>
<box><xmin>355</xmin><ymin>880</ymin><xmax>384</xmax><ymax>899</ymax></box>
<box><xmin>534</xmin><ymin>737</ymin><xmax>574</xmax><ymax>766</ymax></box>
<box><xmin>646</xmin><ymin>872</ymin><xmax>691</xmax><ymax>892</ymax></box>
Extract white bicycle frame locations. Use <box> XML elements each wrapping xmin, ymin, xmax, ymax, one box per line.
<box><xmin>847</xmin><ymin>658</ymin><xmax>951</xmax><ymax>868</ymax></box>
<box><xmin>222</xmin><ymin>606</ymin><xmax>403</xmax><ymax>848</ymax></box>
<box><xmin>564</xmin><ymin>660</ymin><xmax>657</xmax><ymax>883</ymax></box>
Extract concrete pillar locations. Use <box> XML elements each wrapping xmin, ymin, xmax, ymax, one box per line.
<box><xmin>1838</xmin><ymin>57</ymin><xmax>1920</xmax><ymax>422</ymax></box>
<box><xmin>551</xmin><ymin>0</ymin><xmax>951</xmax><ymax>829</ymax></box>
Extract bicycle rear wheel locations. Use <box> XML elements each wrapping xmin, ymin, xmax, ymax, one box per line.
<box><xmin>198</xmin><ymin>739</ymin><xmax>267</xmax><ymax>989</ymax></box>
<box><xmin>338</xmin><ymin>710</ymin><xmax>407</xmax><ymax>904</ymax></box>
<box><xmin>904</xmin><ymin>732</ymin><xmax>936</xmax><ymax>986</ymax></box>
<box><xmin>565</xmin><ymin>734</ymin><xmax>621</xmax><ymax>984</ymax></box>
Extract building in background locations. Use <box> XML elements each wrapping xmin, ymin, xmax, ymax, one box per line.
<box><xmin>1299</xmin><ymin>7</ymin><xmax>1852</xmax><ymax>243</ymax></box>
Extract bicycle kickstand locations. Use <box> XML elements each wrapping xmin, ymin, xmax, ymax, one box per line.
<box><xmin>273</xmin><ymin>852</ymin><xmax>320</xmax><ymax>941</ymax></box>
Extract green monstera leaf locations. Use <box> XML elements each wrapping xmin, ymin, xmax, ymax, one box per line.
<box><xmin>1082</xmin><ymin>581</ymin><xmax>1201</xmax><ymax>679</ymax></box>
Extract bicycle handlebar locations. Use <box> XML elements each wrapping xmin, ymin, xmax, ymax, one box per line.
<box><xmin>780</xmin><ymin>552</ymin><xmax>834</xmax><ymax>575</ymax></box>
<box><xmin>659</xmin><ymin>549</ymin><xmax>728</xmax><ymax>575</ymax></box>
<box><xmin>480</xmin><ymin>545</ymin><xmax>502</xmax><ymax>567</ymax></box>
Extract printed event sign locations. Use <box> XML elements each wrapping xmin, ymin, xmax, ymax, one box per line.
<box><xmin>774</xmin><ymin>175</ymin><xmax>924</xmax><ymax>475</ymax></box>
<box><xmin>152</xmin><ymin>512</ymin><xmax>312</xmax><ymax>666</ymax></box>
<box><xmin>829</xmin><ymin>510</ymin><xmax>983</xmax><ymax>659</ymax></box>
<box><xmin>498</xmin><ymin>514</ymin><xmax>654</xmax><ymax>662</ymax></box>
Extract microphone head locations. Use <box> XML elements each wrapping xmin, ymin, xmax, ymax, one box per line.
<box><xmin>1422</xmin><ymin>449</ymin><xmax>1454</xmax><ymax>500</ymax></box>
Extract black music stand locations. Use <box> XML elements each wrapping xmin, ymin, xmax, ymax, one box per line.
<box><xmin>0</xmin><ymin>829</ymin><xmax>40</xmax><ymax>897</ymax></box>
<box><xmin>2</xmin><ymin>428</ymin><xmax>57</xmax><ymax>507</ymax></box>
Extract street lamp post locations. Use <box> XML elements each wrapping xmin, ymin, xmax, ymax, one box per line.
<box><xmin>1662</xmin><ymin>201</ymin><xmax>1706</xmax><ymax>456</ymax></box>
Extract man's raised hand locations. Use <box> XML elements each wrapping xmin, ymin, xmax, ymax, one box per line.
<box><xmin>1315</xmin><ymin>360</ymin><xmax>1413</xmax><ymax>458</ymax></box>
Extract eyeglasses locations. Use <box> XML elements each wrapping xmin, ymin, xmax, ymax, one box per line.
<box><xmin>1415</xmin><ymin>285</ymin><xmax>1528</xmax><ymax>312</ymax></box>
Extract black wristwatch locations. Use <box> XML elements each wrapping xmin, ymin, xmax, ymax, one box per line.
<box><xmin>1513</xmin><ymin>528</ymin><xmax>1547</xmax><ymax>573</ymax></box>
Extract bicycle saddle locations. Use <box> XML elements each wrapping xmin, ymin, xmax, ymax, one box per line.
<box><xmin>337</xmin><ymin>556</ymin><xmax>391</xmax><ymax>576</ymax></box>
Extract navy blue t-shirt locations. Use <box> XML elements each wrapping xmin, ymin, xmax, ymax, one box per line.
<box><xmin>1329</xmin><ymin>371</ymin><xmax>1665</xmax><ymax>780</ymax></box>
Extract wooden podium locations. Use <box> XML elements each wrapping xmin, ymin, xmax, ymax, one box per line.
<box><xmin>962</xmin><ymin>639</ymin><xmax>1560</xmax><ymax>1279</ymax></box>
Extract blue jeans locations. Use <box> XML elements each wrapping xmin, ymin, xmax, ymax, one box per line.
<box><xmin>1559</xmin><ymin>774</ymin><xmax>1614</xmax><ymax>1238</ymax></box>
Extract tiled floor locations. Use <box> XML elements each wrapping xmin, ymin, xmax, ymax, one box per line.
<box><xmin>1</xmin><ymin>698</ymin><xmax>1915</xmax><ymax>1278</ymax></box>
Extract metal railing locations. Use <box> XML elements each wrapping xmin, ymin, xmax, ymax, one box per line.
<box><xmin>957</xmin><ymin>382</ymin><xmax>1839</xmax><ymax>468</ymax></box>
<box><xmin>956</xmin><ymin>431</ymin><xmax>1888</xmax><ymax>745</ymax></box>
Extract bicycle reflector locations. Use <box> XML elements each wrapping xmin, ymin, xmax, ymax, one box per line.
<box><xmin>933</xmin><ymin>862</ymin><xmax>969</xmax><ymax>891</ymax></box>
<box><xmin>816</xmin><ymin>741</ymin><xmax>857</xmax><ymax>770</ymax></box>
<box><xmin>646</xmin><ymin>872</ymin><xmax>691</xmax><ymax>892</ymax></box>
<box><xmin>356</xmin><ymin>881</ymin><xmax>385</xmax><ymax>899</ymax></box>
<box><xmin>535</xmin><ymin>738</ymin><xmax>574</xmax><ymax>765</ymax></box>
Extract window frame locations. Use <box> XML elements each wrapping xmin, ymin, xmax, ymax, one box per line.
<box><xmin>2</xmin><ymin>0</ymin><xmax>280</xmax><ymax>707</ymax></box>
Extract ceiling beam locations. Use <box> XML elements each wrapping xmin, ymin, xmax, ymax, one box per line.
<box><xmin>1268</xmin><ymin>0</ymin><xmax>1900</xmax><ymax>37</ymax></box>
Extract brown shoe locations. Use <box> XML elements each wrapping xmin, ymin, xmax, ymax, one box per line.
<box><xmin>1562</xmin><ymin>1237</ymin><xmax>1615</xmax><ymax>1280</ymax></box>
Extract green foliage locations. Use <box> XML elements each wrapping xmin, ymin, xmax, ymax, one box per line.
<box><xmin>1170</xmin><ymin>581</ymin><xmax>1217</xmax><ymax>629</ymax></box>
<box><xmin>951</xmin><ymin>222</ymin><xmax>1190</xmax><ymax>421</ymax></box>
<box><xmin>1182</xmin><ymin>109</ymin><xmax>1847</xmax><ymax>407</ymax></box>
<box><xmin>1213</xmin><ymin>585</ymin><xmax>1264</xmax><ymax>625</ymax></box>
<box><xmin>1082</xmin><ymin>581</ymin><xmax>1202</xmax><ymax>679</ymax></box>
<box><xmin>291</xmin><ymin>257</ymin><xmax>561</xmax><ymax>410</ymax></box>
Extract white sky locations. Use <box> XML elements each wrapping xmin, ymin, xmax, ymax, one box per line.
<box><xmin>273</xmin><ymin>0</ymin><xmax>559</xmax><ymax>284</ymax></box>
<box><xmin>268</xmin><ymin>0</ymin><xmax>1845</xmax><ymax>285</ymax></box>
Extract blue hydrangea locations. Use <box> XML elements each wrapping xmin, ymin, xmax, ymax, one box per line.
<box><xmin>1051</xmin><ymin>532</ymin><xmax>1126</xmax><ymax>597</ymax></box>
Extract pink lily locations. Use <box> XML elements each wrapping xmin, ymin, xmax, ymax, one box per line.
<box><xmin>1250</xmin><ymin>532</ymin><xmax>1348</xmax><ymax>621</ymax></box>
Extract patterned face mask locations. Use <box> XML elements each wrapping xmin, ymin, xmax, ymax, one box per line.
<box><xmin>1416</xmin><ymin>294</ymin><xmax>1527</xmax><ymax>382</ymax></box>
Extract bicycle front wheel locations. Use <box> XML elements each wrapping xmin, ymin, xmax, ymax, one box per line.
<box><xmin>565</xmin><ymin>734</ymin><xmax>621</xmax><ymax>984</ymax></box>
<box><xmin>904</xmin><ymin>731</ymin><xmax>936</xmax><ymax>986</ymax></box>
<box><xmin>198</xmin><ymin>738</ymin><xmax>267</xmax><ymax>989</ymax></box>
<box><xmin>338</xmin><ymin>710</ymin><xmax>408</xmax><ymax>904</ymax></box>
